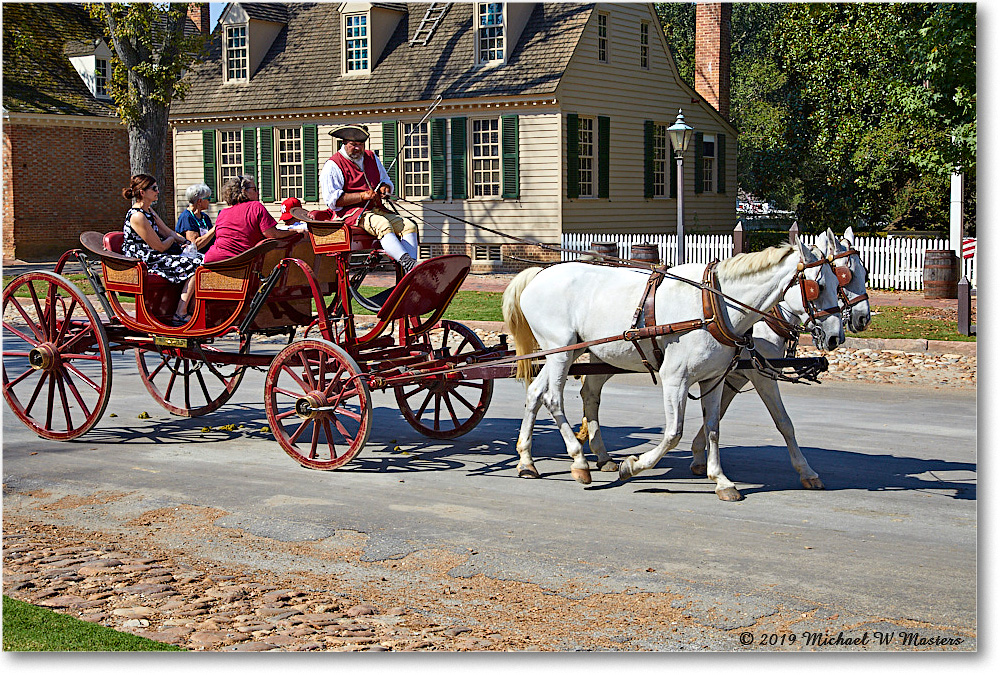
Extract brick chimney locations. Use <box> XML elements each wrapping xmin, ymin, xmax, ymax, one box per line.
<box><xmin>187</xmin><ymin>3</ymin><xmax>211</xmax><ymax>34</ymax></box>
<box><xmin>694</xmin><ymin>3</ymin><xmax>731</xmax><ymax>118</ymax></box>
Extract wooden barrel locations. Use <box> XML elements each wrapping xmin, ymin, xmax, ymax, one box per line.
<box><xmin>923</xmin><ymin>249</ymin><xmax>959</xmax><ymax>299</ymax></box>
<box><xmin>630</xmin><ymin>243</ymin><xmax>660</xmax><ymax>266</ymax></box>
<box><xmin>590</xmin><ymin>242</ymin><xmax>619</xmax><ymax>259</ymax></box>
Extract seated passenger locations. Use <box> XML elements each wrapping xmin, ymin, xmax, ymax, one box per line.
<box><xmin>121</xmin><ymin>174</ymin><xmax>201</xmax><ymax>326</ymax></box>
<box><xmin>175</xmin><ymin>183</ymin><xmax>216</xmax><ymax>252</ymax></box>
<box><xmin>203</xmin><ymin>175</ymin><xmax>298</xmax><ymax>264</ymax></box>
<box><xmin>319</xmin><ymin>124</ymin><xmax>419</xmax><ymax>273</ymax></box>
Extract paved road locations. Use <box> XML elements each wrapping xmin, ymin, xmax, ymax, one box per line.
<box><xmin>2</xmin><ymin>352</ymin><xmax>977</xmax><ymax>649</ymax></box>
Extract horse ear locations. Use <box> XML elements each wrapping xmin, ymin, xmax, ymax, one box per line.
<box><xmin>843</xmin><ymin>226</ymin><xmax>855</xmax><ymax>246</ymax></box>
<box><xmin>825</xmin><ymin>228</ymin><xmax>839</xmax><ymax>255</ymax></box>
<box><xmin>796</xmin><ymin>237</ymin><xmax>813</xmax><ymax>261</ymax></box>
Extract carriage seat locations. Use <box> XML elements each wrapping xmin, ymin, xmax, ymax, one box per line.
<box><xmin>288</xmin><ymin>207</ymin><xmax>379</xmax><ymax>253</ymax></box>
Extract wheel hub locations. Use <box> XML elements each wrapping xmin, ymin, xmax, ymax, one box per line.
<box><xmin>28</xmin><ymin>343</ymin><xmax>58</xmax><ymax>371</ymax></box>
<box><xmin>295</xmin><ymin>392</ymin><xmax>327</xmax><ymax>419</ymax></box>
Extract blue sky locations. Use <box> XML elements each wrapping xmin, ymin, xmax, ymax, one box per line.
<box><xmin>210</xmin><ymin>3</ymin><xmax>224</xmax><ymax>28</ymax></box>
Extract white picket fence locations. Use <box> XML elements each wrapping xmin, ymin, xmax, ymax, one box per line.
<box><xmin>561</xmin><ymin>232</ymin><xmax>977</xmax><ymax>291</ymax></box>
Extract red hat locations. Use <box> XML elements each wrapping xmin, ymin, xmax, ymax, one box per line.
<box><xmin>279</xmin><ymin>197</ymin><xmax>302</xmax><ymax>221</ymax></box>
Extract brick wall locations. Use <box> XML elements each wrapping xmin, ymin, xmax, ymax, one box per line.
<box><xmin>3</xmin><ymin>122</ymin><xmax>175</xmax><ymax>261</ymax></box>
<box><xmin>694</xmin><ymin>3</ymin><xmax>731</xmax><ymax>118</ymax></box>
<box><xmin>418</xmin><ymin>242</ymin><xmax>560</xmax><ymax>273</ymax></box>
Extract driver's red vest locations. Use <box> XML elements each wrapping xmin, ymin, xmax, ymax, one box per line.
<box><xmin>330</xmin><ymin>150</ymin><xmax>381</xmax><ymax>227</ymax></box>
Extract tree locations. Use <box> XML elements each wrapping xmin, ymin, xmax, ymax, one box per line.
<box><xmin>86</xmin><ymin>3</ymin><xmax>209</xmax><ymax>211</ymax></box>
<box><xmin>655</xmin><ymin>2</ymin><xmax>695</xmax><ymax>86</ymax></box>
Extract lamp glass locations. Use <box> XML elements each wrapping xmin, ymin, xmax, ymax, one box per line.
<box><xmin>667</xmin><ymin>111</ymin><xmax>694</xmax><ymax>154</ymax></box>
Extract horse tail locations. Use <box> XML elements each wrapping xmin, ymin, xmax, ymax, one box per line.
<box><xmin>502</xmin><ymin>267</ymin><xmax>542</xmax><ymax>384</ymax></box>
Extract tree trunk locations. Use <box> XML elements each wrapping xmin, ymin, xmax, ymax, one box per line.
<box><xmin>129</xmin><ymin>105</ymin><xmax>170</xmax><ymax>220</ymax></box>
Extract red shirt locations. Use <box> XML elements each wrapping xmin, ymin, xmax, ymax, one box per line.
<box><xmin>203</xmin><ymin>201</ymin><xmax>277</xmax><ymax>263</ymax></box>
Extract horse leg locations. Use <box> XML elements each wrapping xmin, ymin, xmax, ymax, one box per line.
<box><xmin>538</xmin><ymin>351</ymin><xmax>592</xmax><ymax>484</ymax></box>
<box><xmin>515</xmin><ymin>362</ymin><xmax>549</xmax><ymax>479</ymax></box>
<box><xmin>698</xmin><ymin>382</ymin><xmax>742</xmax><ymax>501</ymax></box>
<box><xmin>747</xmin><ymin>369</ymin><xmax>824</xmax><ymax>489</ymax></box>
<box><xmin>618</xmin><ymin>376</ymin><xmax>687</xmax><ymax>481</ymax></box>
<box><xmin>690</xmin><ymin>373</ymin><xmax>748</xmax><ymax>476</ymax></box>
<box><xmin>579</xmin><ymin>372</ymin><xmax>618</xmax><ymax>472</ymax></box>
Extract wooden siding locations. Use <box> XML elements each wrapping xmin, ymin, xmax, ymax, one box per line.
<box><xmin>557</xmin><ymin>2</ymin><xmax>737</xmax><ymax>236</ymax></box>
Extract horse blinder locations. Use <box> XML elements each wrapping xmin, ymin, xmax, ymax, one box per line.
<box><xmin>835</xmin><ymin>266</ymin><xmax>853</xmax><ymax>287</ymax></box>
<box><xmin>801</xmin><ymin>278</ymin><xmax>821</xmax><ymax>303</ymax></box>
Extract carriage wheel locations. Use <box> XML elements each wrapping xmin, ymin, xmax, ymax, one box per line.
<box><xmin>394</xmin><ymin>320</ymin><xmax>493</xmax><ymax>440</ymax></box>
<box><xmin>2</xmin><ymin>272</ymin><xmax>112</xmax><ymax>440</ymax></box>
<box><xmin>265</xmin><ymin>339</ymin><xmax>372</xmax><ymax>470</ymax></box>
<box><xmin>135</xmin><ymin>331</ymin><xmax>247</xmax><ymax>417</ymax></box>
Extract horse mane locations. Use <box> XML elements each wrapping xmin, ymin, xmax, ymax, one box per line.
<box><xmin>716</xmin><ymin>243</ymin><xmax>796</xmax><ymax>281</ymax></box>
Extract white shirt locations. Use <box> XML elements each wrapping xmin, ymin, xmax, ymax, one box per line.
<box><xmin>320</xmin><ymin>147</ymin><xmax>394</xmax><ymax>211</ymax></box>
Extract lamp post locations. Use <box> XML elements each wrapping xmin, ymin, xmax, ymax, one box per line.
<box><xmin>667</xmin><ymin>109</ymin><xmax>694</xmax><ymax>265</ymax></box>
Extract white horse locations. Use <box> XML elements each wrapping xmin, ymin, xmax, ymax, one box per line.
<box><xmin>686</xmin><ymin>227</ymin><xmax>870</xmax><ymax>487</ymax></box>
<box><xmin>502</xmin><ymin>240</ymin><xmax>844</xmax><ymax>501</ymax></box>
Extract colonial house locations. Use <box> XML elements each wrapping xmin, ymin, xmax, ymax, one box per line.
<box><xmin>2</xmin><ymin>3</ymin><xmax>211</xmax><ymax>261</ymax></box>
<box><xmin>170</xmin><ymin>2</ymin><xmax>737</xmax><ymax>270</ymax></box>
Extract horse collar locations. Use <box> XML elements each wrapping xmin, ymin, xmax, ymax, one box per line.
<box><xmin>702</xmin><ymin>262</ymin><xmax>744</xmax><ymax>348</ymax></box>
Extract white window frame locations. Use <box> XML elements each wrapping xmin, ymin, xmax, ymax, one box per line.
<box><xmin>344</xmin><ymin>13</ymin><xmax>370</xmax><ymax>74</ymax></box>
<box><xmin>477</xmin><ymin>3</ymin><xmax>505</xmax><ymax>65</ymax></box>
<box><xmin>640</xmin><ymin>21</ymin><xmax>649</xmax><ymax>70</ymax></box>
<box><xmin>225</xmin><ymin>24</ymin><xmax>248</xmax><ymax>82</ymax></box>
<box><xmin>401</xmin><ymin>121</ymin><xmax>431</xmax><ymax>198</ymax></box>
<box><xmin>578</xmin><ymin>116</ymin><xmax>596</xmax><ymax>198</ymax></box>
<box><xmin>219</xmin><ymin>130</ymin><xmax>244</xmax><ymax>185</ymax></box>
<box><xmin>471</xmin><ymin>117</ymin><xmax>501</xmax><ymax>198</ymax></box>
<box><xmin>277</xmin><ymin>127</ymin><xmax>304</xmax><ymax>200</ymax></box>
<box><xmin>703</xmin><ymin>134</ymin><xmax>716</xmax><ymax>193</ymax></box>
<box><xmin>95</xmin><ymin>58</ymin><xmax>109</xmax><ymax>98</ymax></box>
<box><xmin>653</xmin><ymin>123</ymin><xmax>669</xmax><ymax>198</ymax></box>
<box><xmin>597</xmin><ymin>12</ymin><xmax>609</xmax><ymax>63</ymax></box>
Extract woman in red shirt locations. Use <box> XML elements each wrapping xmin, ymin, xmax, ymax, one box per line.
<box><xmin>203</xmin><ymin>175</ymin><xmax>297</xmax><ymax>263</ymax></box>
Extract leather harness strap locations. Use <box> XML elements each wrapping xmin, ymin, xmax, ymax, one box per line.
<box><xmin>702</xmin><ymin>261</ymin><xmax>743</xmax><ymax>348</ymax></box>
<box><xmin>629</xmin><ymin>269</ymin><xmax>666</xmax><ymax>382</ymax></box>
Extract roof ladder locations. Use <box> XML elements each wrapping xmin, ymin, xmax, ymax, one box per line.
<box><xmin>410</xmin><ymin>3</ymin><xmax>450</xmax><ymax>46</ymax></box>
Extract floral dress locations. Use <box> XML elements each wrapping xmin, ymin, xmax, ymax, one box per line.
<box><xmin>122</xmin><ymin>207</ymin><xmax>203</xmax><ymax>283</ymax></box>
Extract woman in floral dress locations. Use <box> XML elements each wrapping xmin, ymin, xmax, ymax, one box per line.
<box><xmin>121</xmin><ymin>174</ymin><xmax>202</xmax><ymax>326</ymax></box>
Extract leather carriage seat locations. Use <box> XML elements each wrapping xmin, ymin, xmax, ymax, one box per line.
<box><xmin>305</xmin><ymin>209</ymin><xmax>379</xmax><ymax>250</ymax></box>
<box><xmin>101</xmin><ymin>231</ymin><xmax>179</xmax><ymax>317</ymax></box>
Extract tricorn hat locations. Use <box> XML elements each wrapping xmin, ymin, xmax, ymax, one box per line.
<box><xmin>329</xmin><ymin>124</ymin><xmax>370</xmax><ymax>142</ymax></box>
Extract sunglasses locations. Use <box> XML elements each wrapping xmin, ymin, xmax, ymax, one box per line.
<box><xmin>147</xmin><ymin>185</ymin><xmax>159</xmax><ymax>192</ymax></box>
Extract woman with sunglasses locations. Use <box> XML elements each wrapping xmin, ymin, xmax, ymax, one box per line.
<box><xmin>121</xmin><ymin>174</ymin><xmax>202</xmax><ymax>326</ymax></box>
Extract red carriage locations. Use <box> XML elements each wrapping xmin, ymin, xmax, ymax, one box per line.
<box><xmin>2</xmin><ymin>209</ymin><xmax>513</xmax><ymax>470</ymax></box>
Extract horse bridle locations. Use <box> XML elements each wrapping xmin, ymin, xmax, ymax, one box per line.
<box><xmin>781</xmin><ymin>255</ymin><xmax>841</xmax><ymax>327</ymax></box>
<box><xmin>831</xmin><ymin>247</ymin><xmax>869</xmax><ymax>310</ymax></box>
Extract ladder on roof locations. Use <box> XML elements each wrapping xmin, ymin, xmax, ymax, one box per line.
<box><xmin>409</xmin><ymin>3</ymin><xmax>450</xmax><ymax>46</ymax></box>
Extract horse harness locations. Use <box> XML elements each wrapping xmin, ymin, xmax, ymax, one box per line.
<box><xmin>831</xmin><ymin>247</ymin><xmax>869</xmax><ymax>311</ymax></box>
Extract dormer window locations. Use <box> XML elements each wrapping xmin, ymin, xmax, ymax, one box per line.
<box><xmin>477</xmin><ymin>3</ymin><xmax>504</xmax><ymax>64</ymax></box>
<box><xmin>95</xmin><ymin>58</ymin><xmax>109</xmax><ymax>98</ymax></box>
<box><xmin>344</xmin><ymin>14</ymin><xmax>369</xmax><ymax>72</ymax></box>
<box><xmin>225</xmin><ymin>25</ymin><xmax>248</xmax><ymax>81</ymax></box>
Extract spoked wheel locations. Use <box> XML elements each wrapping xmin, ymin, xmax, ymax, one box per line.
<box><xmin>135</xmin><ymin>330</ymin><xmax>247</xmax><ymax>417</ymax></box>
<box><xmin>2</xmin><ymin>272</ymin><xmax>112</xmax><ymax>440</ymax></box>
<box><xmin>394</xmin><ymin>320</ymin><xmax>493</xmax><ymax>439</ymax></box>
<box><xmin>347</xmin><ymin>251</ymin><xmax>395</xmax><ymax>312</ymax></box>
<box><xmin>265</xmin><ymin>339</ymin><xmax>372</xmax><ymax>470</ymax></box>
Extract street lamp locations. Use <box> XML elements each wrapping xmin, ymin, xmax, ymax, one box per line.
<box><xmin>668</xmin><ymin>109</ymin><xmax>694</xmax><ymax>265</ymax></box>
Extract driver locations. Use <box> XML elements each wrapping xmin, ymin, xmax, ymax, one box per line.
<box><xmin>319</xmin><ymin>124</ymin><xmax>419</xmax><ymax>273</ymax></box>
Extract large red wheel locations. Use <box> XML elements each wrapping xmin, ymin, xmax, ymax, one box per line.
<box><xmin>135</xmin><ymin>331</ymin><xmax>246</xmax><ymax>417</ymax></box>
<box><xmin>2</xmin><ymin>272</ymin><xmax>112</xmax><ymax>440</ymax></box>
<box><xmin>265</xmin><ymin>339</ymin><xmax>372</xmax><ymax>470</ymax></box>
<box><xmin>394</xmin><ymin>320</ymin><xmax>493</xmax><ymax>439</ymax></box>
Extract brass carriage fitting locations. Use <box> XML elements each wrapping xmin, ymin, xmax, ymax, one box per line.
<box><xmin>28</xmin><ymin>344</ymin><xmax>57</xmax><ymax>371</ymax></box>
<box><xmin>797</xmin><ymin>262</ymin><xmax>805</xmax><ymax>272</ymax></box>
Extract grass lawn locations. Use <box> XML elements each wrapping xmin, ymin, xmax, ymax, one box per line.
<box><xmin>2</xmin><ymin>273</ymin><xmax>95</xmax><ymax>297</ymax></box>
<box><xmin>2</xmin><ymin>595</ymin><xmax>183</xmax><ymax>651</ymax></box>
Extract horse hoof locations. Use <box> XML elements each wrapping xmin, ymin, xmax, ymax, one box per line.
<box><xmin>716</xmin><ymin>487</ymin><xmax>743</xmax><ymax>502</ymax></box>
<box><xmin>597</xmin><ymin>459</ymin><xmax>619</xmax><ymax>472</ymax></box>
<box><xmin>571</xmin><ymin>467</ymin><xmax>592</xmax><ymax>485</ymax></box>
<box><xmin>801</xmin><ymin>477</ymin><xmax>825</xmax><ymax>490</ymax></box>
<box><xmin>690</xmin><ymin>463</ymin><xmax>707</xmax><ymax>477</ymax></box>
<box><xmin>518</xmin><ymin>465</ymin><xmax>540</xmax><ymax>479</ymax></box>
<box><xmin>618</xmin><ymin>456</ymin><xmax>638</xmax><ymax>481</ymax></box>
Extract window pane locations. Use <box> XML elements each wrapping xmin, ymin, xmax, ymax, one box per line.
<box><xmin>95</xmin><ymin>59</ymin><xmax>108</xmax><ymax>96</ymax></box>
<box><xmin>403</xmin><ymin>122</ymin><xmax>430</xmax><ymax>198</ymax></box>
<box><xmin>578</xmin><ymin>117</ymin><xmax>595</xmax><ymax>198</ymax></box>
<box><xmin>219</xmin><ymin>130</ymin><xmax>243</xmax><ymax>183</ymax></box>
<box><xmin>278</xmin><ymin>128</ymin><xmax>303</xmax><ymax>199</ymax></box>
<box><xmin>226</xmin><ymin>26</ymin><xmax>247</xmax><ymax>80</ymax></box>
<box><xmin>472</xmin><ymin>119</ymin><xmax>500</xmax><ymax>197</ymax></box>
<box><xmin>653</xmin><ymin>123</ymin><xmax>667</xmax><ymax>197</ymax></box>
<box><xmin>345</xmin><ymin>15</ymin><xmax>369</xmax><ymax>71</ymax></box>
<box><xmin>598</xmin><ymin>13</ymin><xmax>608</xmax><ymax>63</ymax></box>
<box><xmin>478</xmin><ymin>3</ymin><xmax>504</xmax><ymax>63</ymax></box>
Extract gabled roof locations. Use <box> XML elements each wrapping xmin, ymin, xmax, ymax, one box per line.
<box><xmin>241</xmin><ymin>2</ymin><xmax>290</xmax><ymax>23</ymax></box>
<box><xmin>171</xmin><ymin>2</ymin><xmax>593</xmax><ymax>117</ymax></box>
<box><xmin>2</xmin><ymin>3</ymin><xmax>117</xmax><ymax>117</ymax></box>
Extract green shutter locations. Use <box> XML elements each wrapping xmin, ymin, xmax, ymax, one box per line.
<box><xmin>303</xmin><ymin>124</ymin><xmax>318</xmax><ymax>202</ymax></box>
<box><xmin>259</xmin><ymin>126</ymin><xmax>274</xmax><ymax>202</ymax></box>
<box><xmin>597</xmin><ymin>115</ymin><xmax>610</xmax><ymax>199</ymax></box>
<box><xmin>431</xmin><ymin>118</ymin><xmax>447</xmax><ymax>200</ymax></box>
<box><xmin>382</xmin><ymin>121</ymin><xmax>399</xmax><ymax>188</ymax></box>
<box><xmin>242</xmin><ymin>127</ymin><xmax>257</xmax><ymax>186</ymax></box>
<box><xmin>566</xmin><ymin>113</ymin><xmax>579</xmax><ymax>200</ymax></box>
<box><xmin>451</xmin><ymin>117</ymin><xmax>468</xmax><ymax>199</ymax></box>
<box><xmin>693</xmin><ymin>131</ymin><xmax>704</xmax><ymax>194</ymax></box>
<box><xmin>717</xmin><ymin>133</ymin><xmax>726</xmax><ymax>194</ymax></box>
<box><xmin>202</xmin><ymin>130</ymin><xmax>217</xmax><ymax>201</ymax></box>
<box><xmin>670</xmin><ymin>139</ymin><xmax>677</xmax><ymax>199</ymax></box>
<box><xmin>643</xmin><ymin>121</ymin><xmax>654</xmax><ymax>199</ymax></box>
<box><xmin>502</xmin><ymin>115</ymin><xmax>519</xmax><ymax>199</ymax></box>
